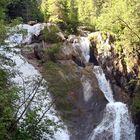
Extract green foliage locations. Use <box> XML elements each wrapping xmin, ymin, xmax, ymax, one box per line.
<box><xmin>41</xmin><ymin>0</ymin><xmax>79</xmax><ymax>34</ymax></box>
<box><xmin>13</xmin><ymin>110</ymin><xmax>57</xmax><ymax>140</ymax></box>
<box><xmin>45</xmin><ymin>43</ymin><xmax>62</xmax><ymax>62</ymax></box>
<box><xmin>0</xmin><ymin>1</ymin><xmax>62</xmax><ymax>139</ymax></box>
<box><xmin>7</xmin><ymin>0</ymin><xmax>43</xmax><ymax>22</ymax></box>
<box><xmin>41</xmin><ymin>0</ymin><xmax>61</xmax><ymax>23</ymax></box>
<box><xmin>0</xmin><ymin>0</ymin><xmax>140</xmax><ymax>137</ymax></box>
<box><xmin>0</xmin><ymin>21</ymin><xmax>7</xmax><ymax>44</ymax></box>
<box><xmin>47</xmin><ymin>43</ymin><xmax>61</xmax><ymax>54</ymax></box>
<box><xmin>132</xmin><ymin>91</ymin><xmax>140</xmax><ymax>114</ymax></box>
<box><xmin>42</xmin><ymin>25</ymin><xmax>60</xmax><ymax>43</ymax></box>
<box><xmin>43</xmin><ymin>61</ymin><xmax>81</xmax><ymax>118</ymax></box>
<box><xmin>77</xmin><ymin>0</ymin><xmax>96</xmax><ymax>26</ymax></box>
<box><xmin>0</xmin><ymin>0</ymin><xmax>11</xmax><ymax>20</ymax></box>
<box><xmin>96</xmin><ymin>0</ymin><xmax>140</xmax><ymax>47</ymax></box>
<box><xmin>0</xmin><ymin>69</ymin><xmax>18</xmax><ymax>139</ymax></box>
<box><xmin>58</xmin><ymin>0</ymin><xmax>79</xmax><ymax>34</ymax></box>
<box><xmin>40</xmin><ymin>0</ymin><xmax>50</xmax><ymax>22</ymax></box>
<box><xmin>0</xmin><ymin>68</ymin><xmax>61</xmax><ymax>139</ymax></box>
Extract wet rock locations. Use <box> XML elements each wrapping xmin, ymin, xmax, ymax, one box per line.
<box><xmin>69</xmin><ymin>68</ymin><xmax>107</xmax><ymax>140</ymax></box>
<box><xmin>89</xmin><ymin>46</ymin><xmax>99</xmax><ymax>65</ymax></box>
<box><xmin>112</xmin><ymin>84</ymin><xmax>129</xmax><ymax>103</ymax></box>
<box><xmin>27</xmin><ymin>20</ymin><xmax>37</xmax><ymax>26</ymax></box>
<box><xmin>55</xmin><ymin>41</ymin><xmax>85</xmax><ymax>67</ymax></box>
<box><xmin>33</xmin><ymin>43</ymin><xmax>44</xmax><ymax>60</ymax></box>
<box><xmin>42</xmin><ymin>56</ymin><xmax>108</xmax><ymax>140</ymax></box>
<box><xmin>31</xmin><ymin>33</ymin><xmax>43</xmax><ymax>43</ymax></box>
<box><xmin>88</xmin><ymin>31</ymin><xmax>139</xmax><ymax>95</ymax></box>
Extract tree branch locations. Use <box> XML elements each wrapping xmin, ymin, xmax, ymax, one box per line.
<box><xmin>11</xmin><ymin>78</ymin><xmax>43</xmax><ymax>131</ymax></box>
<box><xmin>117</xmin><ymin>16</ymin><xmax>140</xmax><ymax>40</ymax></box>
<box><xmin>35</xmin><ymin>99</ymin><xmax>56</xmax><ymax>126</ymax></box>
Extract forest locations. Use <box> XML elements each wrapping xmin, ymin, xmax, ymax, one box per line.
<box><xmin>0</xmin><ymin>0</ymin><xmax>140</xmax><ymax>139</ymax></box>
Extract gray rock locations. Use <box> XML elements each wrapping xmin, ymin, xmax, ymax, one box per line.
<box><xmin>33</xmin><ymin>43</ymin><xmax>44</xmax><ymax>60</ymax></box>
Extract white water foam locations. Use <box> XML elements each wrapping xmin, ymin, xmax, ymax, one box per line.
<box><xmin>1</xmin><ymin>23</ymin><xmax>69</xmax><ymax>140</ymax></box>
<box><xmin>93</xmin><ymin>66</ymin><xmax>114</xmax><ymax>103</ymax></box>
<box><xmin>77</xmin><ymin>36</ymin><xmax>135</xmax><ymax>140</ymax></box>
<box><xmin>92</xmin><ymin>53</ymin><xmax>135</xmax><ymax>140</ymax></box>
<box><xmin>81</xmin><ymin>76</ymin><xmax>93</xmax><ymax>102</ymax></box>
<box><xmin>79</xmin><ymin>37</ymin><xmax>91</xmax><ymax>63</ymax></box>
<box><xmin>72</xmin><ymin>37</ymin><xmax>90</xmax><ymax>63</ymax></box>
<box><xmin>90</xmin><ymin>101</ymin><xmax>135</xmax><ymax>140</ymax></box>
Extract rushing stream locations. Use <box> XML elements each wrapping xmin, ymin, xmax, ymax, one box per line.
<box><xmin>1</xmin><ymin>23</ymin><xmax>69</xmax><ymax>140</ymax></box>
<box><xmin>75</xmin><ymin>37</ymin><xmax>135</xmax><ymax>140</ymax></box>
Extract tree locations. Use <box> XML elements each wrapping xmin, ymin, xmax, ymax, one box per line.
<box><xmin>77</xmin><ymin>0</ymin><xmax>96</xmax><ymax>26</ymax></box>
<box><xmin>0</xmin><ymin>69</ymin><xmax>18</xmax><ymax>139</ymax></box>
<box><xmin>0</xmin><ymin>0</ymin><xmax>11</xmax><ymax>20</ymax></box>
<box><xmin>41</xmin><ymin>0</ymin><xmax>61</xmax><ymax>23</ymax></box>
<box><xmin>6</xmin><ymin>0</ymin><xmax>43</xmax><ymax>22</ymax></box>
<box><xmin>0</xmin><ymin>1</ymin><xmax>60</xmax><ymax>139</ymax></box>
<box><xmin>58</xmin><ymin>0</ymin><xmax>79</xmax><ymax>33</ymax></box>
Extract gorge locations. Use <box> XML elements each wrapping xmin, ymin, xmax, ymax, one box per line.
<box><xmin>1</xmin><ymin>23</ymin><xmax>136</xmax><ymax>140</ymax></box>
<box><xmin>0</xmin><ymin>0</ymin><xmax>140</xmax><ymax>139</ymax></box>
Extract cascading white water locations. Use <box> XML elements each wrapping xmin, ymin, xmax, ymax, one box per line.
<box><xmin>72</xmin><ymin>37</ymin><xmax>91</xmax><ymax>63</ymax></box>
<box><xmin>1</xmin><ymin>23</ymin><xmax>69</xmax><ymax>140</ymax></box>
<box><xmin>75</xmin><ymin>37</ymin><xmax>135</xmax><ymax>140</ymax></box>
<box><xmin>79</xmin><ymin>37</ymin><xmax>91</xmax><ymax>63</ymax></box>
<box><xmin>81</xmin><ymin>76</ymin><xmax>93</xmax><ymax>102</ymax></box>
<box><xmin>93</xmin><ymin>66</ymin><xmax>114</xmax><ymax>103</ymax></box>
<box><xmin>91</xmin><ymin>66</ymin><xmax>135</xmax><ymax>140</ymax></box>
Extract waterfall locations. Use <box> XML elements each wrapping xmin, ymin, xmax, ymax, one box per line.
<box><xmin>72</xmin><ymin>37</ymin><xmax>91</xmax><ymax>63</ymax></box>
<box><xmin>79</xmin><ymin>37</ymin><xmax>91</xmax><ymax>63</ymax></box>
<box><xmin>76</xmin><ymin>37</ymin><xmax>135</xmax><ymax>140</ymax></box>
<box><xmin>81</xmin><ymin>76</ymin><xmax>93</xmax><ymax>102</ymax></box>
<box><xmin>91</xmin><ymin>66</ymin><xmax>135</xmax><ymax>140</ymax></box>
<box><xmin>1</xmin><ymin>23</ymin><xmax>69</xmax><ymax>140</ymax></box>
<box><xmin>93</xmin><ymin>66</ymin><xmax>114</xmax><ymax>103</ymax></box>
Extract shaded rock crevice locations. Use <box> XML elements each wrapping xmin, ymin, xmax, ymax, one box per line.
<box><xmin>88</xmin><ymin>32</ymin><xmax>139</xmax><ymax>95</ymax></box>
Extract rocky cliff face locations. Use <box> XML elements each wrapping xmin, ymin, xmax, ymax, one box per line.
<box><xmin>22</xmin><ymin>27</ymin><xmax>138</xmax><ymax>139</ymax></box>
<box><xmin>22</xmin><ymin>41</ymin><xmax>108</xmax><ymax>140</ymax></box>
<box><xmin>88</xmin><ymin>32</ymin><xmax>140</xmax><ymax>139</ymax></box>
<box><xmin>88</xmin><ymin>32</ymin><xmax>140</xmax><ymax>95</ymax></box>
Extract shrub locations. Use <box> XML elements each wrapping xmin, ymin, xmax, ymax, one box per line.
<box><xmin>42</xmin><ymin>25</ymin><xmax>60</xmax><ymax>43</ymax></box>
<box><xmin>45</xmin><ymin>43</ymin><xmax>62</xmax><ymax>62</ymax></box>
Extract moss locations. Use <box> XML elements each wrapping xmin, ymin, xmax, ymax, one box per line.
<box><xmin>43</xmin><ymin>61</ymin><xmax>81</xmax><ymax>119</ymax></box>
<box><xmin>46</xmin><ymin>43</ymin><xmax>61</xmax><ymax>54</ymax></box>
<box><xmin>44</xmin><ymin>43</ymin><xmax>62</xmax><ymax>62</ymax></box>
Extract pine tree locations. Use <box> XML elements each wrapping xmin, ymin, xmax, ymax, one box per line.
<box><xmin>77</xmin><ymin>0</ymin><xmax>96</xmax><ymax>25</ymax></box>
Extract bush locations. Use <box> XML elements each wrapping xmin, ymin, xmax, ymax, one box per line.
<box><xmin>45</xmin><ymin>43</ymin><xmax>62</xmax><ymax>62</ymax></box>
<box><xmin>42</xmin><ymin>25</ymin><xmax>60</xmax><ymax>43</ymax></box>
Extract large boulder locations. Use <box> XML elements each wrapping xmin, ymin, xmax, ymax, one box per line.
<box><xmin>56</xmin><ymin>35</ymin><xmax>89</xmax><ymax>67</ymax></box>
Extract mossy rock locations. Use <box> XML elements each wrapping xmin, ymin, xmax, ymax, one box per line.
<box><xmin>44</xmin><ymin>43</ymin><xmax>63</xmax><ymax>62</ymax></box>
<box><xmin>43</xmin><ymin>61</ymin><xmax>81</xmax><ymax>120</ymax></box>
